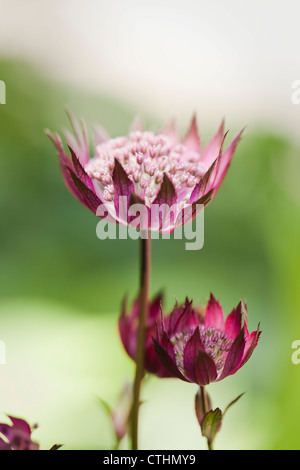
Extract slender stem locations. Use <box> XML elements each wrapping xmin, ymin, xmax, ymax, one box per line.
<box><xmin>200</xmin><ymin>386</ymin><xmax>213</xmax><ymax>451</ymax></box>
<box><xmin>131</xmin><ymin>231</ymin><xmax>151</xmax><ymax>450</ymax></box>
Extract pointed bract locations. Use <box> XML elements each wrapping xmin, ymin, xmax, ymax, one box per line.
<box><xmin>205</xmin><ymin>293</ymin><xmax>224</xmax><ymax>330</ymax></box>
<box><xmin>183</xmin><ymin>114</ymin><xmax>201</xmax><ymax>154</ymax></box>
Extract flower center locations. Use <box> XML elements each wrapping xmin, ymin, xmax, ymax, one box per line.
<box><xmin>170</xmin><ymin>326</ymin><xmax>233</xmax><ymax>377</ymax></box>
<box><xmin>85</xmin><ymin>131</ymin><xmax>206</xmax><ymax>205</ymax></box>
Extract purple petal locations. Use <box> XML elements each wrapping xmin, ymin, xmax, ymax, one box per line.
<box><xmin>8</xmin><ymin>416</ymin><xmax>31</xmax><ymax>436</ymax></box>
<box><xmin>0</xmin><ymin>423</ymin><xmax>14</xmax><ymax>441</ymax></box>
<box><xmin>183</xmin><ymin>328</ymin><xmax>205</xmax><ymax>382</ymax></box>
<box><xmin>153</xmin><ymin>337</ymin><xmax>189</xmax><ymax>382</ymax></box>
<box><xmin>218</xmin><ymin>328</ymin><xmax>245</xmax><ymax>381</ymax></box>
<box><xmin>153</xmin><ymin>173</ymin><xmax>177</xmax><ymax>207</ymax></box>
<box><xmin>112</xmin><ymin>159</ymin><xmax>135</xmax><ymax>223</ymax></box>
<box><xmin>68</xmin><ymin>167</ymin><xmax>103</xmax><ymax>214</ymax></box>
<box><xmin>148</xmin><ymin>293</ymin><xmax>163</xmax><ymax>323</ymax></box>
<box><xmin>118</xmin><ymin>298</ymin><xmax>136</xmax><ymax>360</ymax></box>
<box><xmin>0</xmin><ymin>437</ymin><xmax>11</xmax><ymax>450</ymax></box>
<box><xmin>195</xmin><ymin>351</ymin><xmax>218</xmax><ymax>386</ymax></box>
<box><xmin>151</xmin><ymin>174</ymin><xmax>178</xmax><ymax>231</ymax></box>
<box><xmin>205</xmin><ymin>294</ymin><xmax>224</xmax><ymax>330</ymax></box>
<box><xmin>68</xmin><ymin>146</ymin><xmax>94</xmax><ymax>191</ymax></box>
<box><xmin>46</xmin><ymin>130</ymin><xmax>91</xmax><ymax>209</ymax></box>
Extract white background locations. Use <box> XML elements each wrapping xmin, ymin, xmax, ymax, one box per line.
<box><xmin>0</xmin><ymin>0</ymin><xmax>299</xmax><ymax>140</ymax></box>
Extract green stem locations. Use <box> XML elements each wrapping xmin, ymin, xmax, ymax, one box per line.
<box><xmin>131</xmin><ymin>232</ymin><xmax>151</xmax><ymax>450</ymax></box>
<box><xmin>200</xmin><ymin>386</ymin><xmax>213</xmax><ymax>451</ymax></box>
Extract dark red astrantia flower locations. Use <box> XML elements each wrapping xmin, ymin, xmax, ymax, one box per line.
<box><xmin>119</xmin><ymin>294</ymin><xmax>173</xmax><ymax>378</ymax></box>
<box><xmin>153</xmin><ymin>294</ymin><xmax>261</xmax><ymax>386</ymax></box>
<box><xmin>0</xmin><ymin>416</ymin><xmax>39</xmax><ymax>450</ymax></box>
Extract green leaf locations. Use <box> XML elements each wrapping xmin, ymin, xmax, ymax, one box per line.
<box><xmin>50</xmin><ymin>444</ymin><xmax>63</xmax><ymax>450</ymax></box>
<box><xmin>201</xmin><ymin>408</ymin><xmax>222</xmax><ymax>449</ymax></box>
<box><xmin>223</xmin><ymin>393</ymin><xmax>245</xmax><ymax>418</ymax></box>
<box><xmin>98</xmin><ymin>397</ymin><xmax>112</xmax><ymax>417</ymax></box>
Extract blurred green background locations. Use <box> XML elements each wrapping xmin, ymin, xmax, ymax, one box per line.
<box><xmin>0</xmin><ymin>58</ymin><xmax>300</xmax><ymax>450</ymax></box>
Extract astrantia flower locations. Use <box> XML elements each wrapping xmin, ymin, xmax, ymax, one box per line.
<box><xmin>47</xmin><ymin>112</ymin><xmax>243</xmax><ymax>232</ymax></box>
<box><xmin>119</xmin><ymin>293</ymin><xmax>173</xmax><ymax>378</ymax></box>
<box><xmin>153</xmin><ymin>294</ymin><xmax>261</xmax><ymax>385</ymax></box>
<box><xmin>0</xmin><ymin>416</ymin><xmax>39</xmax><ymax>450</ymax></box>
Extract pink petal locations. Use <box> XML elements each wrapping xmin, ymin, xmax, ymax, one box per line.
<box><xmin>200</xmin><ymin>120</ymin><xmax>225</xmax><ymax>168</ymax></box>
<box><xmin>182</xmin><ymin>114</ymin><xmax>201</xmax><ymax>154</ymax></box>
<box><xmin>218</xmin><ymin>329</ymin><xmax>245</xmax><ymax>381</ymax></box>
<box><xmin>205</xmin><ymin>294</ymin><xmax>224</xmax><ymax>330</ymax></box>
<box><xmin>93</xmin><ymin>124</ymin><xmax>110</xmax><ymax>145</ymax></box>
<box><xmin>212</xmin><ymin>128</ymin><xmax>244</xmax><ymax>194</ymax></box>
<box><xmin>159</xmin><ymin>118</ymin><xmax>180</xmax><ymax>146</ymax></box>
<box><xmin>241</xmin><ymin>326</ymin><xmax>261</xmax><ymax>367</ymax></box>
<box><xmin>65</xmin><ymin>108</ymin><xmax>90</xmax><ymax>166</ymax></box>
<box><xmin>130</xmin><ymin>115</ymin><xmax>144</xmax><ymax>133</ymax></box>
<box><xmin>189</xmin><ymin>159</ymin><xmax>217</xmax><ymax>204</ymax></box>
<box><xmin>166</xmin><ymin>298</ymin><xmax>194</xmax><ymax>335</ymax></box>
<box><xmin>224</xmin><ymin>302</ymin><xmax>242</xmax><ymax>340</ymax></box>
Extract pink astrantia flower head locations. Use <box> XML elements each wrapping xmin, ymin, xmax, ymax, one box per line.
<box><xmin>153</xmin><ymin>294</ymin><xmax>261</xmax><ymax>386</ymax></box>
<box><xmin>119</xmin><ymin>293</ymin><xmax>174</xmax><ymax>378</ymax></box>
<box><xmin>47</xmin><ymin>111</ymin><xmax>243</xmax><ymax>232</ymax></box>
<box><xmin>0</xmin><ymin>416</ymin><xmax>39</xmax><ymax>450</ymax></box>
